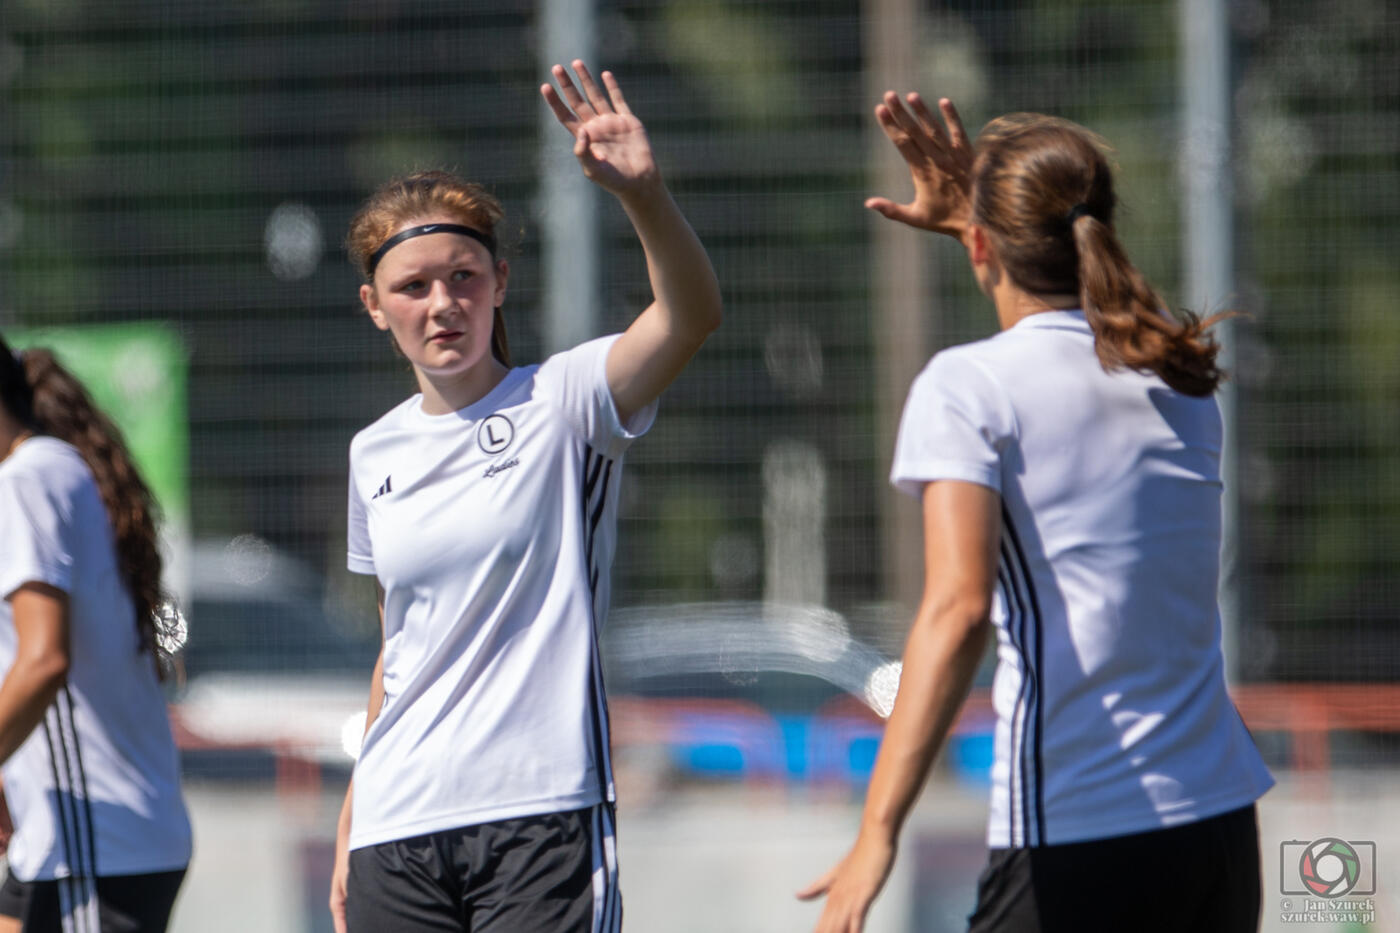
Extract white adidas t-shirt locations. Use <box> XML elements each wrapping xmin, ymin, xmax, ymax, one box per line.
<box><xmin>0</xmin><ymin>437</ymin><xmax>192</xmax><ymax>881</ymax></box>
<box><xmin>891</xmin><ymin>310</ymin><xmax>1273</xmax><ymax>847</ymax></box>
<box><xmin>346</xmin><ymin>335</ymin><xmax>655</xmax><ymax>850</ymax></box>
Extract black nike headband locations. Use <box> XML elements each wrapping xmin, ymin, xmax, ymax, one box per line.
<box><xmin>367</xmin><ymin>223</ymin><xmax>497</xmax><ymax>276</ymax></box>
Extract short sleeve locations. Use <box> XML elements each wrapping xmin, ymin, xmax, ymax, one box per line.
<box><xmin>346</xmin><ymin>458</ymin><xmax>375</xmax><ymax>576</ymax></box>
<box><xmin>0</xmin><ymin>468</ymin><xmax>75</xmax><ymax>599</ymax></box>
<box><xmin>535</xmin><ymin>334</ymin><xmax>657</xmax><ymax>458</ymax></box>
<box><xmin>890</xmin><ymin>349</ymin><xmax>1015</xmax><ymax>498</ymax></box>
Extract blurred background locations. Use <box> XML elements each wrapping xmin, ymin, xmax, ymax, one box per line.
<box><xmin>1</xmin><ymin>0</ymin><xmax>1397</xmax><ymax>930</ymax></box>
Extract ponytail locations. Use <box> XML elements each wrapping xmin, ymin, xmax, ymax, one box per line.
<box><xmin>1071</xmin><ymin>214</ymin><xmax>1230</xmax><ymax>397</ymax></box>
<box><xmin>972</xmin><ymin>115</ymin><xmax>1231</xmax><ymax>397</ymax></box>
<box><xmin>491</xmin><ymin>306</ymin><xmax>510</xmax><ymax>367</ymax></box>
<box><xmin>1</xmin><ymin>340</ymin><xmax>172</xmax><ymax>675</ymax></box>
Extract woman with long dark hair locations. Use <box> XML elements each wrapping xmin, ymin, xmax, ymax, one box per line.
<box><xmin>0</xmin><ymin>337</ymin><xmax>190</xmax><ymax>932</ymax></box>
<box><xmin>800</xmin><ymin>94</ymin><xmax>1272</xmax><ymax>932</ymax></box>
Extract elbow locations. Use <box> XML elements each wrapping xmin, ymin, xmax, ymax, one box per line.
<box><xmin>675</xmin><ymin>295</ymin><xmax>722</xmax><ymax>349</ymax></box>
<box><xmin>917</xmin><ymin>591</ymin><xmax>993</xmax><ymax>641</ymax></box>
<box><xmin>696</xmin><ymin>292</ymin><xmax>723</xmax><ymax>337</ymax></box>
<box><xmin>700</xmin><ymin>310</ymin><xmax>722</xmax><ymax>342</ymax></box>
<box><xmin>20</xmin><ymin>651</ymin><xmax>70</xmax><ymax>700</ymax></box>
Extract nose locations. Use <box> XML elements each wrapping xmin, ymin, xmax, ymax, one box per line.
<box><xmin>427</xmin><ymin>279</ymin><xmax>456</xmax><ymax>317</ymax></box>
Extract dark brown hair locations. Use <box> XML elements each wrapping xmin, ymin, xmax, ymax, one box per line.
<box><xmin>346</xmin><ymin>170</ymin><xmax>511</xmax><ymax>366</ymax></box>
<box><xmin>971</xmin><ymin>114</ymin><xmax>1229</xmax><ymax>396</ymax></box>
<box><xmin>0</xmin><ymin>335</ymin><xmax>171</xmax><ymax>674</ymax></box>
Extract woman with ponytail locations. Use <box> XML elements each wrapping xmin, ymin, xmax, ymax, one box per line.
<box><xmin>0</xmin><ymin>337</ymin><xmax>190</xmax><ymax>932</ymax></box>
<box><xmin>801</xmin><ymin>97</ymin><xmax>1271</xmax><ymax>932</ymax></box>
<box><xmin>329</xmin><ymin>61</ymin><xmax>720</xmax><ymax>933</ymax></box>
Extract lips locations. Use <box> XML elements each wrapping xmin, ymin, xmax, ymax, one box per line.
<box><xmin>428</xmin><ymin>330</ymin><xmax>463</xmax><ymax>344</ymax></box>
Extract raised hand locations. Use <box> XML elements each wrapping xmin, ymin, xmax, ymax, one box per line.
<box><xmin>866</xmin><ymin>92</ymin><xmax>975</xmax><ymax>239</ymax></box>
<box><xmin>541</xmin><ymin>61</ymin><xmax>659</xmax><ymax>198</ymax></box>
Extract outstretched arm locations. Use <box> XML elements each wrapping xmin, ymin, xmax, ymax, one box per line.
<box><xmin>541</xmin><ymin>61</ymin><xmax>722</xmax><ymax>424</ymax></box>
<box><xmin>797</xmin><ymin>480</ymin><xmax>997</xmax><ymax>932</ymax></box>
<box><xmin>866</xmin><ymin>92</ymin><xmax>976</xmax><ymax>240</ymax></box>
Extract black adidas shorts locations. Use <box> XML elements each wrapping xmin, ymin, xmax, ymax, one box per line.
<box><xmin>967</xmin><ymin>804</ymin><xmax>1261</xmax><ymax>932</ymax></box>
<box><xmin>0</xmin><ymin>867</ymin><xmax>185</xmax><ymax>933</ymax></box>
<box><xmin>346</xmin><ymin>803</ymin><xmax>621</xmax><ymax>933</ymax></box>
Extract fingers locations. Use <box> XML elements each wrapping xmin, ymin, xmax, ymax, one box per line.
<box><xmin>812</xmin><ymin>898</ymin><xmax>867</xmax><ymax>933</ymax></box>
<box><xmin>540</xmin><ymin>82</ymin><xmax>580</xmax><ymax>133</ymax></box>
<box><xmin>863</xmin><ymin>197</ymin><xmax>915</xmax><ymax>225</ymax></box>
<box><xmin>329</xmin><ymin>891</ymin><xmax>347</xmax><ymax>933</ymax></box>
<box><xmin>601</xmin><ymin>70</ymin><xmax>632</xmax><ymax>116</ymax></box>
<box><xmin>796</xmin><ymin>866</ymin><xmax>836</xmax><ymax>901</ymax></box>
<box><xmin>569</xmin><ymin>60</ymin><xmax>614</xmax><ymax>114</ymax></box>
<box><xmin>546</xmin><ymin>61</ymin><xmax>617</xmax><ymax>117</ymax></box>
<box><xmin>904</xmin><ymin>92</ymin><xmax>951</xmax><ymax>150</ymax></box>
<box><xmin>879</xmin><ymin>91</ymin><xmax>938</xmax><ymax>155</ymax></box>
<box><xmin>543</xmin><ymin>61</ymin><xmax>633</xmax><ymax>135</ymax></box>
<box><xmin>329</xmin><ymin>859</ymin><xmax>349</xmax><ymax>933</ymax></box>
<box><xmin>549</xmin><ymin>62</ymin><xmax>597</xmax><ymax>117</ymax></box>
<box><xmin>874</xmin><ymin>100</ymin><xmax>934</xmax><ymax>168</ymax></box>
<box><xmin>939</xmin><ymin>97</ymin><xmax>971</xmax><ymax>153</ymax></box>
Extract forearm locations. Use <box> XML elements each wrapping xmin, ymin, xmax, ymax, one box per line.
<box><xmin>0</xmin><ymin>586</ymin><xmax>71</xmax><ymax>767</ymax></box>
<box><xmin>0</xmin><ymin>660</ymin><xmax>67</xmax><ymax>766</ymax></box>
<box><xmin>338</xmin><ymin>648</ymin><xmax>386</xmax><ymax>845</ymax></box>
<box><xmin>859</xmin><ymin>608</ymin><xmax>989</xmax><ymax>841</ymax></box>
<box><xmin>617</xmin><ymin>182</ymin><xmax>722</xmax><ymax>339</ymax></box>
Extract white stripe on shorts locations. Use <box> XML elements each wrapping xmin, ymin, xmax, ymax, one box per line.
<box><xmin>590</xmin><ymin>802</ymin><xmax>621</xmax><ymax>932</ymax></box>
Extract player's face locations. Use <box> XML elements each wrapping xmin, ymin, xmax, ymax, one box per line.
<box><xmin>361</xmin><ymin>217</ymin><xmax>509</xmax><ymax>381</ymax></box>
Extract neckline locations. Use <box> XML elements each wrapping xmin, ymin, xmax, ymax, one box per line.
<box><xmin>1011</xmin><ymin>309</ymin><xmax>1087</xmax><ymax>331</ymax></box>
<box><xmin>409</xmin><ymin>365</ymin><xmax>527</xmax><ymax>424</ymax></box>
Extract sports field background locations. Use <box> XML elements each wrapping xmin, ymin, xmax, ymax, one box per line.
<box><xmin>0</xmin><ymin>1</ymin><xmax>1396</xmax><ymax>930</ymax></box>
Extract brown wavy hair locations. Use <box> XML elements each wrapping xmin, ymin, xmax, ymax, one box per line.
<box><xmin>346</xmin><ymin>170</ymin><xmax>511</xmax><ymax>366</ymax></box>
<box><xmin>971</xmin><ymin>114</ymin><xmax>1229</xmax><ymax>396</ymax></box>
<box><xmin>0</xmin><ymin>334</ymin><xmax>171</xmax><ymax>675</ymax></box>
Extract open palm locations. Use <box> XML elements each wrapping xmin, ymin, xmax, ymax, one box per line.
<box><xmin>866</xmin><ymin>91</ymin><xmax>975</xmax><ymax>238</ymax></box>
<box><xmin>542</xmin><ymin>61</ymin><xmax>658</xmax><ymax>196</ymax></box>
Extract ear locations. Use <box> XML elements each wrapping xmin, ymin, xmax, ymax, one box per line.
<box><xmin>966</xmin><ymin>224</ymin><xmax>993</xmax><ymax>267</ymax></box>
<box><xmin>493</xmin><ymin>259</ymin><xmax>510</xmax><ymax>309</ymax></box>
<box><xmin>360</xmin><ymin>283</ymin><xmax>390</xmax><ymax>332</ymax></box>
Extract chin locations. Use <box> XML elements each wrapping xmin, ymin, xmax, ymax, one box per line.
<box><xmin>421</xmin><ymin>352</ymin><xmax>488</xmax><ymax>376</ymax></box>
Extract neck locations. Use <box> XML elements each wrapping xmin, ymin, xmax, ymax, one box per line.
<box><xmin>0</xmin><ymin>415</ymin><xmax>33</xmax><ymax>463</ymax></box>
<box><xmin>415</xmin><ymin>358</ymin><xmax>510</xmax><ymax>415</ymax></box>
<box><xmin>991</xmin><ymin>282</ymin><xmax>1079</xmax><ymax>332</ymax></box>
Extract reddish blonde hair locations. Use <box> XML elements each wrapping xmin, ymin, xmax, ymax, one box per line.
<box><xmin>971</xmin><ymin>115</ymin><xmax>1228</xmax><ymax>397</ymax></box>
<box><xmin>346</xmin><ymin>170</ymin><xmax>510</xmax><ymax>366</ymax></box>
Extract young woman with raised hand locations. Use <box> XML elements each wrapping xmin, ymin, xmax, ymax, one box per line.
<box><xmin>327</xmin><ymin>61</ymin><xmax>721</xmax><ymax>933</ymax></box>
<box><xmin>0</xmin><ymin>338</ymin><xmax>191</xmax><ymax>933</ymax></box>
<box><xmin>798</xmin><ymin>94</ymin><xmax>1272</xmax><ymax>932</ymax></box>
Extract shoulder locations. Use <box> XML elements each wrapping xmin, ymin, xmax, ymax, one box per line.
<box><xmin>912</xmin><ymin>339</ymin><xmax>1008</xmax><ymax>407</ymax></box>
<box><xmin>0</xmin><ymin>437</ymin><xmax>87</xmax><ymax>493</ymax></box>
<box><xmin>535</xmin><ymin>335</ymin><xmax>618</xmax><ymax>386</ymax></box>
<box><xmin>350</xmin><ymin>395</ymin><xmax>424</xmax><ymax>454</ymax></box>
<box><xmin>0</xmin><ymin>439</ymin><xmax>93</xmax><ymax>541</ymax></box>
<box><xmin>901</xmin><ymin>339</ymin><xmax>1021</xmax><ymax>446</ymax></box>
